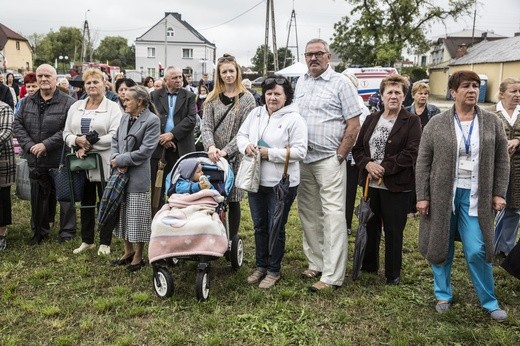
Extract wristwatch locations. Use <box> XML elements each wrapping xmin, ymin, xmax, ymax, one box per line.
<box><xmin>336</xmin><ymin>154</ymin><xmax>345</xmax><ymax>164</ymax></box>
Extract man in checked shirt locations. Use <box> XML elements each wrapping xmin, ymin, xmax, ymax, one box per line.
<box><xmin>295</xmin><ymin>38</ymin><xmax>362</xmax><ymax>292</ymax></box>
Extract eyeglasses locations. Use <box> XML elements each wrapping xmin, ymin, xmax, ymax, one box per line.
<box><xmin>264</xmin><ymin>77</ymin><xmax>286</xmax><ymax>86</ymax></box>
<box><xmin>304</xmin><ymin>51</ymin><xmax>328</xmax><ymax>59</ymax></box>
<box><xmin>218</xmin><ymin>54</ymin><xmax>236</xmax><ymax>63</ymax></box>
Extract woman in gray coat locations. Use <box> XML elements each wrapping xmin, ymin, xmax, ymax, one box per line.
<box><xmin>110</xmin><ymin>86</ymin><xmax>160</xmax><ymax>272</ymax></box>
<box><xmin>415</xmin><ymin>71</ymin><xmax>509</xmax><ymax>321</ymax></box>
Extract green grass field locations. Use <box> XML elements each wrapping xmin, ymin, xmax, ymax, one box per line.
<box><xmin>1</xmin><ymin>193</ymin><xmax>520</xmax><ymax>345</ymax></box>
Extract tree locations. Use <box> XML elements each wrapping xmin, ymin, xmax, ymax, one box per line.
<box><xmin>251</xmin><ymin>45</ymin><xmax>295</xmax><ymax>74</ymax></box>
<box><xmin>331</xmin><ymin>0</ymin><xmax>475</xmax><ymax>67</ymax></box>
<box><xmin>31</xmin><ymin>27</ymin><xmax>85</xmax><ymax>69</ymax></box>
<box><xmin>95</xmin><ymin>36</ymin><xmax>135</xmax><ymax>69</ymax></box>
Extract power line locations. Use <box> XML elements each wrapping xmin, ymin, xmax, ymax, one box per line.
<box><xmin>199</xmin><ymin>0</ymin><xmax>265</xmax><ymax>30</ymax></box>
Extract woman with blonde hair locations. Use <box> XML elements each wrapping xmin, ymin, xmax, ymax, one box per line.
<box><xmin>64</xmin><ymin>68</ymin><xmax>122</xmax><ymax>255</ymax></box>
<box><xmin>201</xmin><ymin>54</ymin><xmax>256</xmax><ymax>240</ymax></box>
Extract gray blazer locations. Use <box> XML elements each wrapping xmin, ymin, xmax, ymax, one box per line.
<box><xmin>111</xmin><ymin>108</ymin><xmax>160</xmax><ymax>193</ymax></box>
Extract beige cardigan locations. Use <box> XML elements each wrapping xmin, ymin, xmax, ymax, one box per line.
<box><xmin>63</xmin><ymin>97</ymin><xmax>122</xmax><ymax>182</ymax></box>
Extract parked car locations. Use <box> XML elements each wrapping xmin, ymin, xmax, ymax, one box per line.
<box><xmin>251</xmin><ymin>76</ymin><xmax>265</xmax><ymax>87</ymax></box>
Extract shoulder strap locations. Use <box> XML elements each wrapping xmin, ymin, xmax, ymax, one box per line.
<box><xmin>213</xmin><ymin>102</ymin><xmax>235</xmax><ymax>133</ymax></box>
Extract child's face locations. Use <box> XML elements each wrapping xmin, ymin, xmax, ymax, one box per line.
<box><xmin>191</xmin><ymin>164</ymin><xmax>203</xmax><ymax>181</ymax></box>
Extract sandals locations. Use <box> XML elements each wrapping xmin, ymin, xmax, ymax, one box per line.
<box><xmin>301</xmin><ymin>269</ymin><xmax>322</xmax><ymax>279</ymax></box>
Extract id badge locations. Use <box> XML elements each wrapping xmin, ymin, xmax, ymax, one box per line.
<box><xmin>459</xmin><ymin>158</ymin><xmax>474</xmax><ymax>171</ymax></box>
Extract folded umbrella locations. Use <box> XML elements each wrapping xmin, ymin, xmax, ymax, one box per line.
<box><xmin>352</xmin><ymin>176</ymin><xmax>375</xmax><ymax>281</ymax></box>
<box><xmin>97</xmin><ymin>171</ymin><xmax>129</xmax><ymax>234</ymax></box>
<box><xmin>268</xmin><ymin>147</ymin><xmax>291</xmax><ymax>255</ymax></box>
<box><xmin>493</xmin><ymin>208</ymin><xmax>506</xmax><ymax>255</ymax></box>
<box><xmin>152</xmin><ymin>152</ymin><xmax>167</xmax><ymax>215</ymax></box>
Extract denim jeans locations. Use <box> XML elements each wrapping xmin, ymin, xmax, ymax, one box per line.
<box><xmin>248</xmin><ymin>184</ymin><xmax>298</xmax><ymax>275</ymax></box>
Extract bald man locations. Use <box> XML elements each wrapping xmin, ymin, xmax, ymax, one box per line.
<box><xmin>13</xmin><ymin>64</ymin><xmax>77</xmax><ymax>245</ymax></box>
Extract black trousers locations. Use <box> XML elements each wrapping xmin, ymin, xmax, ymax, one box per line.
<box><xmin>345</xmin><ymin>159</ymin><xmax>359</xmax><ymax>230</ymax></box>
<box><xmin>80</xmin><ymin>180</ymin><xmax>112</xmax><ymax>245</ymax></box>
<box><xmin>362</xmin><ymin>187</ymin><xmax>411</xmax><ymax>280</ymax></box>
<box><xmin>30</xmin><ymin>169</ymin><xmax>76</xmax><ymax>238</ymax></box>
<box><xmin>0</xmin><ymin>186</ymin><xmax>12</xmax><ymax>226</ymax></box>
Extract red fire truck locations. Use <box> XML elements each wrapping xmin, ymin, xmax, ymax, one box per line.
<box><xmin>70</xmin><ymin>62</ymin><xmax>121</xmax><ymax>81</ymax></box>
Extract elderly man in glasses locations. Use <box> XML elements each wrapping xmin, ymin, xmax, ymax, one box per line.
<box><xmin>295</xmin><ymin>38</ymin><xmax>362</xmax><ymax>292</ymax></box>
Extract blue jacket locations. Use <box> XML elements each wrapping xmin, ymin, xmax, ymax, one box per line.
<box><xmin>175</xmin><ymin>177</ymin><xmax>214</xmax><ymax>194</ymax></box>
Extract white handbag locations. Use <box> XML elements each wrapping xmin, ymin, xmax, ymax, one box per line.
<box><xmin>235</xmin><ymin>152</ymin><xmax>261</xmax><ymax>193</ymax></box>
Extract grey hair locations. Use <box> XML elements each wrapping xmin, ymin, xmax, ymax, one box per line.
<box><xmin>127</xmin><ymin>85</ymin><xmax>151</xmax><ymax>108</ymax></box>
<box><xmin>306</xmin><ymin>38</ymin><xmax>330</xmax><ymax>53</ymax></box>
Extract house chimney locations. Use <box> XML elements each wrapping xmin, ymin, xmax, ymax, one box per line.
<box><xmin>165</xmin><ymin>12</ymin><xmax>182</xmax><ymax>21</ymax></box>
<box><xmin>455</xmin><ymin>44</ymin><xmax>468</xmax><ymax>58</ymax></box>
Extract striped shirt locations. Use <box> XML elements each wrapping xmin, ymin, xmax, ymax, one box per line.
<box><xmin>295</xmin><ymin>65</ymin><xmax>362</xmax><ymax>163</ymax></box>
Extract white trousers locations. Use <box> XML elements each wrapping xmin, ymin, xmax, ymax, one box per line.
<box><xmin>298</xmin><ymin>156</ymin><xmax>348</xmax><ymax>286</ymax></box>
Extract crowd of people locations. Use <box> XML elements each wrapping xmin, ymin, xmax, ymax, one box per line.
<box><xmin>0</xmin><ymin>38</ymin><xmax>518</xmax><ymax>322</ymax></box>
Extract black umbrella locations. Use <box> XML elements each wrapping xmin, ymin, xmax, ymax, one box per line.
<box><xmin>97</xmin><ymin>171</ymin><xmax>129</xmax><ymax>233</ymax></box>
<box><xmin>268</xmin><ymin>148</ymin><xmax>291</xmax><ymax>255</ymax></box>
<box><xmin>501</xmin><ymin>242</ymin><xmax>520</xmax><ymax>280</ymax></box>
<box><xmin>352</xmin><ymin>176</ymin><xmax>375</xmax><ymax>281</ymax></box>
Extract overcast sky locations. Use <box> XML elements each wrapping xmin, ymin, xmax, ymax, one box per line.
<box><xmin>1</xmin><ymin>0</ymin><xmax>519</xmax><ymax>66</ymax></box>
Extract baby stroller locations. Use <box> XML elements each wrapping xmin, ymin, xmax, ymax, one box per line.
<box><xmin>149</xmin><ymin>152</ymin><xmax>244</xmax><ymax>301</ymax></box>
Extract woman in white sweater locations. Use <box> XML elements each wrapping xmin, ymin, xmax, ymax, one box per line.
<box><xmin>237</xmin><ymin>75</ymin><xmax>308</xmax><ymax>289</ymax></box>
<box><xmin>63</xmin><ymin>68</ymin><xmax>122</xmax><ymax>256</ymax></box>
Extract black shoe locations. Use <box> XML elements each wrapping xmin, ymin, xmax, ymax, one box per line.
<box><xmin>28</xmin><ymin>233</ymin><xmax>48</xmax><ymax>246</ymax></box>
<box><xmin>59</xmin><ymin>236</ymin><xmax>73</xmax><ymax>243</ymax></box>
<box><xmin>126</xmin><ymin>260</ymin><xmax>146</xmax><ymax>272</ymax></box>
<box><xmin>111</xmin><ymin>253</ymin><xmax>135</xmax><ymax>266</ymax></box>
<box><xmin>386</xmin><ymin>277</ymin><xmax>400</xmax><ymax>285</ymax></box>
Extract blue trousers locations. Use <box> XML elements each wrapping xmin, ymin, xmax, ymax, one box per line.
<box><xmin>432</xmin><ymin>188</ymin><xmax>499</xmax><ymax>312</ymax></box>
<box><xmin>248</xmin><ymin>185</ymin><xmax>298</xmax><ymax>275</ymax></box>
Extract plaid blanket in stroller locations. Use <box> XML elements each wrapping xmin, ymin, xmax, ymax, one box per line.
<box><xmin>148</xmin><ymin>189</ymin><xmax>228</xmax><ymax>262</ymax></box>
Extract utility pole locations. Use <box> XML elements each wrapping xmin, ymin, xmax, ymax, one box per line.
<box><xmin>164</xmin><ymin>15</ymin><xmax>168</xmax><ymax>68</ymax></box>
<box><xmin>284</xmin><ymin>8</ymin><xmax>300</xmax><ymax>67</ymax></box>
<box><xmin>80</xmin><ymin>9</ymin><xmax>91</xmax><ymax>63</ymax></box>
<box><xmin>471</xmin><ymin>0</ymin><xmax>477</xmax><ymax>45</ymax></box>
<box><xmin>263</xmin><ymin>0</ymin><xmax>278</xmax><ymax>76</ymax></box>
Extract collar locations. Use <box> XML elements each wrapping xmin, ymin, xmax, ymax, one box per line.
<box><xmin>497</xmin><ymin>101</ymin><xmax>520</xmax><ymax>116</ymax></box>
<box><xmin>304</xmin><ymin>64</ymin><xmax>333</xmax><ymax>81</ymax></box>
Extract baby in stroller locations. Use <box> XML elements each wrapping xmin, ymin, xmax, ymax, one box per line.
<box><xmin>173</xmin><ymin>158</ymin><xmax>214</xmax><ymax>194</ymax></box>
<box><xmin>149</xmin><ymin>152</ymin><xmax>243</xmax><ymax>301</ymax></box>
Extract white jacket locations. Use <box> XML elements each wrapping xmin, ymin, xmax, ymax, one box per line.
<box><xmin>237</xmin><ymin>103</ymin><xmax>308</xmax><ymax>187</ymax></box>
<box><xmin>63</xmin><ymin>97</ymin><xmax>122</xmax><ymax>182</ymax></box>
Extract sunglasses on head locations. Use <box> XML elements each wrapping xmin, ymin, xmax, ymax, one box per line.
<box><xmin>263</xmin><ymin>77</ymin><xmax>286</xmax><ymax>86</ymax></box>
<box><xmin>218</xmin><ymin>54</ymin><xmax>236</xmax><ymax>63</ymax></box>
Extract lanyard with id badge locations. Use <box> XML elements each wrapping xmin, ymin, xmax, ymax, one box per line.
<box><xmin>455</xmin><ymin>112</ymin><xmax>475</xmax><ymax>172</ymax></box>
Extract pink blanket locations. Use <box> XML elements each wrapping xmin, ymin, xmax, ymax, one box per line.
<box><xmin>149</xmin><ymin>190</ymin><xmax>228</xmax><ymax>263</ymax></box>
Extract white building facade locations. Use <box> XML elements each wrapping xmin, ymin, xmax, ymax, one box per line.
<box><xmin>135</xmin><ymin>12</ymin><xmax>216</xmax><ymax>81</ymax></box>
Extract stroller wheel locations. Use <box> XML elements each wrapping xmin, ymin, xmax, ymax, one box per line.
<box><xmin>196</xmin><ymin>267</ymin><xmax>210</xmax><ymax>301</ymax></box>
<box><xmin>230</xmin><ymin>234</ymin><xmax>244</xmax><ymax>270</ymax></box>
<box><xmin>153</xmin><ymin>267</ymin><xmax>174</xmax><ymax>298</ymax></box>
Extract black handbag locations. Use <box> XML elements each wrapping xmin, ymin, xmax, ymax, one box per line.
<box><xmin>49</xmin><ymin>145</ymin><xmax>86</xmax><ymax>202</ymax></box>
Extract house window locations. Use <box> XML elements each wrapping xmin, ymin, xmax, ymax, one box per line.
<box><xmin>167</xmin><ymin>27</ymin><xmax>174</xmax><ymax>37</ymax></box>
<box><xmin>147</xmin><ymin>47</ymin><xmax>155</xmax><ymax>58</ymax></box>
<box><xmin>147</xmin><ymin>68</ymin><xmax>156</xmax><ymax>78</ymax></box>
<box><xmin>16</xmin><ymin>41</ymin><xmax>20</xmax><ymax>50</ymax></box>
<box><xmin>182</xmin><ymin>49</ymin><xmax>193</xmax><ymax>59</ymax></box>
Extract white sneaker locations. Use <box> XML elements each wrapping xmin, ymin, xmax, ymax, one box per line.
<box><xmin>73</xmin><ymin>242</ymin><xmax>96</xmax><ymax>254</ymax></box>
<box><xmin>98</xmin><ymin>244</ymin><xmax>111</xmax><ymax>256</ymax></box>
